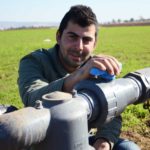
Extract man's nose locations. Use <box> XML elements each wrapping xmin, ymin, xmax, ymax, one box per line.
<box><xmin>75</xmin><ymin>39</ymin><xmax>84</xmax><ymax>50</ymax></box>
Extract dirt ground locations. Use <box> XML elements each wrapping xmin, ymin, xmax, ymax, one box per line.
<box><xmin>120</xmin><ymin>119</ymin><xmax>150</xmax><ymax>150</ymax></box>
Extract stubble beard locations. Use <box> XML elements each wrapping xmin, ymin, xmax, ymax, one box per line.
<box><xmin>60</xmin><ymin>48</ymin><xmax>90</xmax><ymax>69</ymax></box>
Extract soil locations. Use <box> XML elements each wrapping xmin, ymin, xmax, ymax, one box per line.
<box><xmin>120</xmin><ymin>119</ymin><xmax>150</xmax><ymax>150</ymax></box>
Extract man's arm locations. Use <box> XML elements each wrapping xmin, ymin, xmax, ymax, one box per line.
<box><xmin>63</xmin><ymin>55</ymin><xmax>121</xmax><ymax>92</ymax></box>
<box><xmin>18</xmin><ymin>55</ymin><xmax>68</xmax><ymax>107</ymax></box>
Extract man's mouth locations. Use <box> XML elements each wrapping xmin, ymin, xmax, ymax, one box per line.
<box><xmin>69</xmin><ymin>51</ymin><xmax>82</xmax><ymax>62</ymax></box>
<box><xmin>69</xmin><ymin>54</ymin><xmax>81</xmax><ymax>61</ymax></box>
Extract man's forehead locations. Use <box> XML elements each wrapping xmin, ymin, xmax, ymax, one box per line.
<box><xmin>64</xmin><ymin>21</ymin><xmax>96</xmax><ymax>37</ymax></box>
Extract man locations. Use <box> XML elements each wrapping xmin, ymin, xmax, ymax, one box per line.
<box><xmin>18</xmin><ymin>5</ymin><xmax>140</xmax><ymax>150</ymax></box>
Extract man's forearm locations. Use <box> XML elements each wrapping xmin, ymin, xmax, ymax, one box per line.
<box><xmin>19</xmin><ymin>78</ymin><xmax>66</xmax><ymax>107</ymax></box>
<box><xmin>63</xmin><ymin>69</ymin><xmax>87</xmax><ymax>92</ymax></box>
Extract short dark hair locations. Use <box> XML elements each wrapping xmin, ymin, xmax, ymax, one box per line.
<box><xmin>58</xmin><ymin>5</ymin><xmax>99</xmax><ymax>38</ymax></box>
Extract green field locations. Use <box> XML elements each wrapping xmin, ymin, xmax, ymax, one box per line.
<box><xmin>0</xmin><ymin>26</ymin><xmax>149</xmax><ymax>132</ymax></box>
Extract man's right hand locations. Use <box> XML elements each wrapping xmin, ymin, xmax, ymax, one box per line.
<box><xmin>79</xmin><ymin>55</ymin><xmax>121</xmax><ymax>79</ymax></box>
<box><xmin>63</xmin><ymin>55</ymin><xmax>121</xmax><ymax>93</ymax></box>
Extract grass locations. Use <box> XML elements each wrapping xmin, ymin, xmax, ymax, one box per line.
<box><xmin>0</xmin><ymin>28</ymin><xmax>56</xmax><ymax>108</ymax></box>
<box><xmin>97</xmin><ymin>26</ymin><xmax>150</xmax><ymax>131</ymax></box>
<box><xmin>0</xmin><ymin>26</ymin><xmax>149</xmax><ymax>131</ymax></box>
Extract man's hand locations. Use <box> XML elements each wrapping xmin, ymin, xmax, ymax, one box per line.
<box><xmin>81</xmin><ymin>54</ymin><xmax>121</xmax><ymax>78</ymax></box>
<box><xmin>93</xmin><ymin>138</ymin><xmax>111</xmax><ymax>150</ymax></box>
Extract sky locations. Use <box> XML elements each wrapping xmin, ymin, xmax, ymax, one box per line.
<box><xmin>0</xmin><ymin>0</ymin><xmax>150</xmax><ymax>23</ymax></box>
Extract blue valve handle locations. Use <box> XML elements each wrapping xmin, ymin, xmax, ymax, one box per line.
<box><xmin>90</xmin><ymin>63</ymin><xmax>122</xmax><ymax>81</ymax></box>
<box><xmin>90</xmin><ymin>68</ymin><xmax>115</xmax><ymax>80</ymax></box>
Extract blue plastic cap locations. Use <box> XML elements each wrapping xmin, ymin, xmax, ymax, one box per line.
<box><xmin>90</xmin><ymin>68</ymin><xmax>115</xmax><ymax>80</ymax></box>
<box><xmin>89</xmin><ymin>62</ymin><xmax>122</xmax><ymax>81</ymax></box>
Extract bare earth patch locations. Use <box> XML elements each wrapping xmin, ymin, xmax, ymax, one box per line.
<box><xmin>121</xmin><ymin>119</ymin><xmax>150</xmax><ymax>150</ymax></box>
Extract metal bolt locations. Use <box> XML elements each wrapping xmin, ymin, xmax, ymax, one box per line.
<box><xmin>35</xmin><ymin>100</ymin><xmax>43</xmax><ymax>109</ymax></box>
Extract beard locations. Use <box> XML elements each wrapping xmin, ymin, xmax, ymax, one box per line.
<box><xmin>59</xmin><ymin>48</ymin><xmax>91</xmax><ymax>69</ymax></box>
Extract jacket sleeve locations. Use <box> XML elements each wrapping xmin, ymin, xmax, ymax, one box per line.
<box><xmin>18</xmin><ymin>55</ymin><xmax>67</xmax><ymax>107</ymax></box>
<box><xmin>94</xmin><ymin>116</ymin><xmax>122</xmax><ymax>149</ymax></box>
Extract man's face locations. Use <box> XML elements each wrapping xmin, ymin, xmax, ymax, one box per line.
<box><xmin>57</xmin><ymin>21</ymin><xmax>97</xmax><ymax>72</ymax></box>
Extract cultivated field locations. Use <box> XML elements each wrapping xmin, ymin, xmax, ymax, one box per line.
<box><xmin>0</xmin><ymin>26</ymin><xmax>150</xmax><ymax>149</ymax></box>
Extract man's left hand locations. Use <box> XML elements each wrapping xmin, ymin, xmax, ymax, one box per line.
<box><xmin>93</xmin><ymin>138</ymin><xmax>111</xmax><ymax>150</ymax></box>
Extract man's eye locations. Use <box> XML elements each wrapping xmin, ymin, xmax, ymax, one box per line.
<box><xmin>83</xmin><ymin>37</ymin><xmax>92</xmax><ymax>44</ymax></box>
<box><xmin>68</xmin><ymin>35</ymin><xmax>77</xmax><ymax>40</ymax></box>
<box><xmin>69</xmin><ymin>35</ymin><xmax>77</xmax><ymax>39</ymax></box>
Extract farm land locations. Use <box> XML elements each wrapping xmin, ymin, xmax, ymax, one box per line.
<box><xmin>0</xmin><ymin>26</ymin><xmax>150</xmax><ymax>149</ymax></box>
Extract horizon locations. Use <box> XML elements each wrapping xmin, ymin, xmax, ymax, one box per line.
<box><xmin>1</xmin><ymin>18</ymin><xmax>150</xmax><ymax>30</ymax></box>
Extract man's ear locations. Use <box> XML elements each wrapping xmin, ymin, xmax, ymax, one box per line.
<box><xmin>56</xmin><ymin>31</ymin><xmax>61</xmax><ymax>44</ymax></box>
